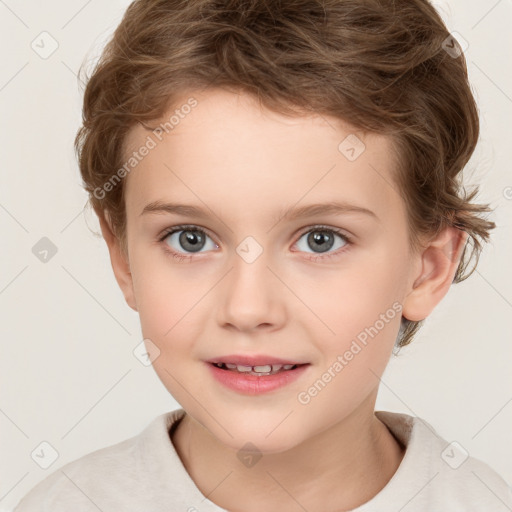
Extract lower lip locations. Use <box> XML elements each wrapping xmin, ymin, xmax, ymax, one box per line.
<box><xmin>206</xmin><ymin>362</ymin><xmax>310</xmax><ymax>395</ymax></box>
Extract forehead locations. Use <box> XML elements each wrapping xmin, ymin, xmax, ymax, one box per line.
<box><xmin>123</xmin><ymin>88</ymin><xmax>402</xmax><ymax>226</ymax></box>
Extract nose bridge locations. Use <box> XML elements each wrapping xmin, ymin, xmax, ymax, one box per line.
<box><xmin>219</xmin><ymin>235</ymin><xmax>285</xmax><ymax>330</ymax></box>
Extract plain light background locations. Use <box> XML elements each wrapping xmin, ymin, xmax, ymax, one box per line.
<box><xmin>1</xmin><ymin>0</ymin><xmax>511</xmax><ymax>509</ymax></box>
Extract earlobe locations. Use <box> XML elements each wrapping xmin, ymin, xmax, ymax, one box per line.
<box><xmin>97</xmin><ymin>212</ymin><xmax>138</xmax><ymax>312</ymax></box>
<box><xmin>402</xmin><ymin>227</ymin><xmax>468</xmax><ymax>322</ymax></box>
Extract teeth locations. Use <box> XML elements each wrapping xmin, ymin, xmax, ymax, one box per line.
<box><xmin>214</xmin><ymin>362</ymin><xmax>298</xmax><ymax>375</ymax></box>
<box><xmin>253</xmin><ymin>365</ymin><xmax>272</xmax><ymax>373</ymax></box>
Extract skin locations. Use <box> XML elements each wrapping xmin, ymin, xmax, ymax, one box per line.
<box><xmin>99</xmin><ymin>88</ymin><xmax>467</xmax><ymax>511</ymax></box>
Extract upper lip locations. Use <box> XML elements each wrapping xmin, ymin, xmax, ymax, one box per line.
<box><xmin>205</xmin><ymin>354</ymin><xmax>309</xmax><ymax>366</ymax></box>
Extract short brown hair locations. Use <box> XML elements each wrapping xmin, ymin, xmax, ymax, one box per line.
<box><xmin>75</xmin><ymin>0</ymin><xmax>495</xmax><ymax>348</ymax></box>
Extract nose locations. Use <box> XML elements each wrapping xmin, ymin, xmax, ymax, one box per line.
<box><xmin>218</xmin><ymin>250</ymin><xmax>286</xmax><ymax>333</ymax></box>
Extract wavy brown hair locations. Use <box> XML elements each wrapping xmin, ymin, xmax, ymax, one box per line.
<box><xmin>75</xmin><ymin>0</ymin><xmax>495</xmax><ymax>348</ymax></box>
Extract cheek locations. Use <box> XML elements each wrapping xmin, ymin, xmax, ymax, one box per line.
<box><xmin>300</xmin><ymin>277</ymin><xmax>402</xmax><ymax>417</ymax></box>
<box><xmin>129</xmin><ymin>249</ymin><xmax>200</xmax><ymax>346</ymax></box>
<box><xmin>311</xmin><ymin>250</ymin><xmax>406</xmax><ymax>368</ymax></box>
<box><xmin>132</xmin><ymin>267</ymin><xmax>203</xmax><ymax>397</ymax></box>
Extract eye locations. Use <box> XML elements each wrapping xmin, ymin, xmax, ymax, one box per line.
<box><xmin>159</xmin><ymin>225</ymin><xmax>218</xmax><ymax>262</ymax></box>
<box><xmin>294</xmin><ymin>226</ymin><xmax>351</xmax><ymax>261</ymax></box>
<box><xmin>158</xmin><ymin>224</ymin><xmax>352</xmax><ymax>263</ymax></box>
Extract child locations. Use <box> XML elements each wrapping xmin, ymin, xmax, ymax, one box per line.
<box><xmin>14</xmin><ymin>0</ymin><xmax>512</xmax><ymax>510</ymax></box>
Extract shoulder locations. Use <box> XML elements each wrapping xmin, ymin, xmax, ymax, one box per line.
<box><xmin>428</xmin><ymin>442</ymin><xmax>512</xmax><ymax>510</ymax></box>
<box><xmin>373</xmin><ymin>411</ymin><xmax>512</xmax><ymax>511</ymax></box>
<box><xmin>13</xmin><ymin>410</ymin><xmax>183</xmax><ymax>512</ymax></box>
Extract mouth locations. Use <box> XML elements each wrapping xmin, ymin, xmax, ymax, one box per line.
<box><xmin>206</xmin><ymin>359</ymin><xmax>311</xmax><ymax>394</ymax></box>
<box><xmin>209</xmin><ymin>361</ymin><xmax>308</xmax><ymax>376</ymax></box>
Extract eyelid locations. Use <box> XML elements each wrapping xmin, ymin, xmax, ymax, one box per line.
<box><xmin>158</xmin><ymin>224</ymin><xmax>219</xmax><ymax>245</ymax></box>
<box><xmin>296</xmin><ymin>224</ymin><xmax>352</xmax><ymax>241</ymax></box>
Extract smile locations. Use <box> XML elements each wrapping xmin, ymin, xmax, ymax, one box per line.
<box><xmin>206</xmin><ymin>362</ymin><xmax>311</xmax><ymax>394</ymax></box>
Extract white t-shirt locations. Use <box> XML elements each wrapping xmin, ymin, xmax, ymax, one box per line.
<box><xmin>13</xmin><ymin>408</ymin><xmax>512</xmax><ymax>511</ymax></box>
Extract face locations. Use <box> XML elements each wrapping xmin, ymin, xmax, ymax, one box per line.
<box><xmin>118</xmin><ymin>88</ymin><xmax>420</xmax><ymax>452</ymax></box>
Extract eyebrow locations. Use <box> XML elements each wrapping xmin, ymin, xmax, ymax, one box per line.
<box><xmin>140</xmin><ymin>200</ymin><xmax>378</xmax><ymax>223</ymax></box>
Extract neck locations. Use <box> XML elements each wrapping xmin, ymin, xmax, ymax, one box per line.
<box><xmin>171</xmin><ymin>396</ymin><xmax>405</xmax><ymax>512</ymax></box>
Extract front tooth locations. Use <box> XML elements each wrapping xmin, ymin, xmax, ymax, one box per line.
<box><xmin>271</xmin><ymin>364</ymin><xmax>284</xmax><ymax>372</ymax></box>
<box><xmin>236</xmin><ymin>365</ymin><xmax>253</xmax><ymax>372</ymax></box>
<box><xmin>253</xmin><ymin>365</ymin><xmax>272</xmax><ymax>373</ymax></box>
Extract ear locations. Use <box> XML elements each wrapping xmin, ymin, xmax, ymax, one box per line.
<box><xmin>97</xmin><ymin>211</ymin><xmax>138</xmax><ymax>312</ymax></box>
<box><xmin>402</xmin><ymin>226</ymin><xmax>468</xmax><ymax>322</ymax></box>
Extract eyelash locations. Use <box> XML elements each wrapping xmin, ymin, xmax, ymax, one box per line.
<box><xmin>157</xmin><ymin>224</ymin><xmax>353</xmax><ymax>263</ymax></box>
